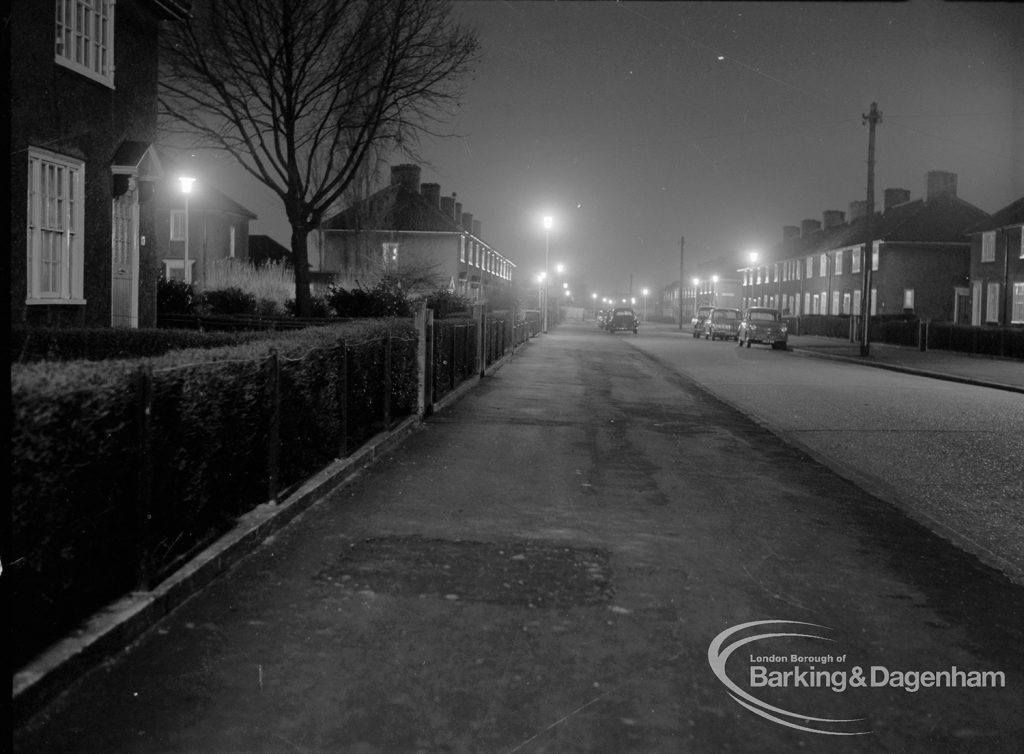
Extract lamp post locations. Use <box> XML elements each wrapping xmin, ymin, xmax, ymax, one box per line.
<box><xmin>747</xmin><ymin>251</ymin><xmax>759</xmax><ymax>308</ymax></box>
<box><xmin>711</xmin><ymin>275</ymin><xmax>719</xmax><ymax>306</ymax></box>
<box><xmin>179</xmin><ymin>176</ymin><xmax>196</xmax><ymax>283</ymax></box>
<box><xmin>542</xmin><ymin>216</ymin><xmax>553</xmax><ymax>333</ymax></box>
<box><xmin>692</xmin><ymin>277</ymin><xmax>700</xmax><ymax>321</ymax></box>
<box><xmin>641</xmin><ymin>288</ymin><xmax>649</xmax><ymax>322</ymax></box>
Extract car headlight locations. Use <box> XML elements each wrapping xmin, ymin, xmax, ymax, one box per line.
<box><xmin>780</xmin><ymin>324</ymin><xmax>788</xmax><ymax>333</ymax></box>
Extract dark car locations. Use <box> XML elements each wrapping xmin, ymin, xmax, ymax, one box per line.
<box><xmin>606</xmin><ymin>307</ymin><xmax>639</xmax><ymax>334</ymax></box>
<box><xmin>737</xmin><ymin>307</ymin><xmax>788</xmax><ymax>350</ymax></box>
<box><xmin>702</xmin><ymin>307</ymin><xmax>741</xmax><ymax>341</ymax></box>
<box><xmin>691</xmin><ymin>305</ymin><xmax>714</xmax><ymax>338</ymax></box>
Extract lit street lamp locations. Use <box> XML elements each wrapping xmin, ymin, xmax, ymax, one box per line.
<box><xmin>542</xmin><ymin>216</ymin><xmax>553</xmax><ymax>333</ymax></box>
<box><xmin>179</xmin><ymin>175</ymin><xmax>196</xmax><ymax>283</ymax></box>
<box><xmin>641</xmin><ymin>288</ymin><xmax>649</xmax><ymax>322</ymax></box>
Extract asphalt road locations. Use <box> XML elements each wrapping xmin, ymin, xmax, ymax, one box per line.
<box><xmin>631</xmin><ymin>322</ymin><xmax>1024</xmax><ymax>586</ymax></box>
<box><xmin>15</xmin><ymin>321</ymin><xmax>1024</xmax><ymax>753</ymax></box>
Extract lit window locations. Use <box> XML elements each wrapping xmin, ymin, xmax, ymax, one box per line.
<box><xmin>26</xmin><ymin>148</ymin><xmax>85</xmax><ymax>304</ymax></box>
<box><xmin>382</xmin><ymin>242</ymin><xmax>398</xmax><ymax>267</ymax></box>
<box><xmin>981</xmin><ymin>231</ymin><xmax>995</xmax><ymax>262</ymax></box>
<box><xmin>459</xmin><ymin>236</ymin><xmax>465</xmax><ymax>263</ymax></box>
<box><xmin>162</xmin><ymin>259</ymin><xmax>195</xmax><ymax>282</ymax></box>
<box><xmin>872</xmin><ymin>242</ymin><xmax>880</xmax><ymax>271</ymax></box>
<box><xmin>55</xmin><ymin>0</ymin><xmax>115</xmax><ymax>87</ymax></box>
<box><xmin>986</xmin><ymin>283</ymin><xmax>1000</xmax><ymax>322</ymax></box>
<box><xmin>903</xmin><ymin>288</ymin><xmax>915</xmax><ymax>311</ymax></box>
<box><xmin>170</xmin><ymin>210</ymin><xmax>185</xmax><ymax>241</ymax></box>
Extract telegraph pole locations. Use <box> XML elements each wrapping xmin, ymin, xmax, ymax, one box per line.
<box><xmin>678</xmin><ymin>236</ymin><xmax>685</xmax><ymax>330</ymax></box>
<box><xmin>860</xmin><ymin>102</ymin><xmax>881</xmax><ymax>357</ymax></box>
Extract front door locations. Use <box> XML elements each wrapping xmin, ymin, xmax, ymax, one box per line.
<box><xmin>954</xmin><ymin>287</ymin><xmax>970</xmax><ymax>325</ymax></box>
<box><xmin>971</xmin><ymin>281</ymin><xmax>982</xmax><ymax>326</ymax></box>
<box><xmin>111</xmin><ymin>177</ymin><xmax>139</xmax><ymax>327</ymax></box>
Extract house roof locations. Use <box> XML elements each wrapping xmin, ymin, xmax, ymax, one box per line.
<box><xmin>322</xmin><ymin>184</ymin><xmax>465</xmax><ymax>235</ymax></box>
<box><xmin>249</xmin><ymin>235</ymin><xmax>291</xmax><ymax>262</ymax></box>
<box><xmin>964</xmin><ymin>196</ymin><xmax>1024</xmax><ymax>234</ymax></box>
<box><xmin>111</xmin><ymin>141</ymin><xmax>164</xmax><ymax>181</ymax></box>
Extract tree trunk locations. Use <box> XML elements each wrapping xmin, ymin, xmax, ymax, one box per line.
<box><xmin>290</xmin><ymin>224</ymin><xmax>313</xmax><ymax>316</ymax></box>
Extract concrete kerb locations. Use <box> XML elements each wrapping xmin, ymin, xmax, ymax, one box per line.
<box><xmin>789</xmin><ymin>346</ymin><xmax>1024</xmax><ymax>395</ymax></box>
<box><xmin>12</xmin><ymin>339</ymin><xmax>529</xmax><ymax>725</ymax></box>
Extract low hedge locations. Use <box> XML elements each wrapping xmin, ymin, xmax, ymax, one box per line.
<box><xmin>11</xmin><ymin>319</ymin><xmax>417</xmax><ymax>669</ymax></box>
<box><xmin>11</xmin><ymin>325</ymin><xmax>267</xmax><ymax>363</ymax></box>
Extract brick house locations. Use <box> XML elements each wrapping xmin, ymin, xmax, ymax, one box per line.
<box><xmin>153</xmin><ymin>170</ymin><xmax>257</xmax><ymax>286</ymax></box>
<box><xmin>964</xmin><ymin>197</ymin><xmax>1024</xmax><ymax>326</ymax></box>
<box><xmin>10</xmin><ymin>0</ymin><xmax>189</xmax><ymax>329</ymax></box>
<box><xmin>318</xmin><ymin>165</ymin><xmax>515</xmax><ymax>301</ymax></box>
<box><xmin>740</xmin><ymin>172</ymin><xmax>989</xmax><ymax>322</ymax></box>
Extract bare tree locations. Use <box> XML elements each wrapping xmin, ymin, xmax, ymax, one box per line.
<box><xmin>160</xmin><ymin>0</ymin><xmax>479</xmax><ymax>315</ymax></box>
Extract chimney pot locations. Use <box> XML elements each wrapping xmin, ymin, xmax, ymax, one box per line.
<box><xmin>884</xmin><ymin>188</ymin><xmax>911</xmax><ymax>212</ymax></box>
<box><xmin>439</xmin><ymin>195</ymin><xmax>455</xmax><ymax>220</ymax></box>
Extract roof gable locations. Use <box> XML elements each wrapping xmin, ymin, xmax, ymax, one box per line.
<box><xmin>965</xmin><ymin>196</ymin><xmax>1024</xmax><ymax>234</ymax></box>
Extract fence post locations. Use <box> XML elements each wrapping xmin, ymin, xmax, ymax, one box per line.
<box><xmin>474</xmin><ymin>304</ymin><xmax>486</xmax><ymax>377</ymax></box>
<box><xmin>266</xmin><ymin>349</ymin><xmax>280</xmax><ymax>504</ymax></box>
<box><xmin>135</xmin><ymin>365</ymin><xmax>154</xmax><ymax>591</ymax></box>
<box><xmin>339</xmin><ymin>340</ymin><xmax>348</xmax><ymax>457</ymax></box>
<box><xmin>450</xmin><ymin>324</ymin><xmax>457</xmax><ymax>392</ymax></box>
<box><xmin>384</xmin><ymin>331</ymin><xmax>392</xmax><ymax>430</ymax></box>
<box><xmin>919</xmin><ymin>321</ymin><xmax>928</xmax><ymax>352</ymax></box>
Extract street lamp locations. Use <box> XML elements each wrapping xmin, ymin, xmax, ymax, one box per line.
<box><xmin>747</xmin><ymin>250</ymin><xmax>760</xmax><ymax>308</ymax></box>
<box><xmin>542</xmin><ymin>216</ymin><xmax>553</xmax><ymax>333</ymax></box>
<box><xmin>179</xmin><ymin>175</ymin><xmax>196</xmax><ymax>283</ymax></box>
<box><xmin>692</xmin><ymin>277</ymin><xmax>700</xmax><ymax>320</ymax></box>
<box><xmin>641</xmin><ymin>288</ymin><xmax>649</xmax><ymax>322</ymax></box>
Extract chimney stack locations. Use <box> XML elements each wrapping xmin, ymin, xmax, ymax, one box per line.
<box><xmin>783</xmin><ymin>225</ymin><xmax>801</xmax><ymax>240</ymax></box>
<box><xmin>823</xmin><ymin>210</ymin><xmax>845</xmax><ymax>229</ymax></box>
<box><xmin>800</xmin><ymin>218</ymin><xmax>821</xmax><ymax>237</ymax></box>
<box><xmin>472</xmin><ymin>219</ymin><xmax>482</xmax><ymax>238</ymax></box>
<box><xmin>440</xmin><ymin>195</ymin><xmax>455</xmax><ymax>221</ymax></box>
<box><xmin>461</xmin><ymin>211</ymin><xmax>473</xmax><ymax>231</ymax></box>
<box><xmin>848</xmin><ymin>200</ymin><xmax>868</xmax><ymax>222</ymax></box>
<box><xmin>884</xmin><ymin>188</ymin><xmax>911</xmax><ymax>212</ymax></box>
<box><xmin>421</xmin><ymin>182</ymin><xmax>441</xmax><ymax>209</ymax></box>
<box><xmin>926</xmin><ymin>171</ymin><xmax>958</xmax><ymax>201</ymax></box>
<box><xmin>454</xmin><ymin>199</ymin><xmax>463</xmax><ymax>224</ymax></box>
<box><xmin>390</xmin><ymin>164</ymin><xmax>421</xmax><ymax>193</ymax></box>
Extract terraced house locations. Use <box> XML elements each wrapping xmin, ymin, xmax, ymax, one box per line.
<box><xmin>739</xmin><ymin>171</ymin><xmax>990</xmax><ymax>325</ymax></box>
<box><xmin>318</xmin><ymin>165</ymin><xmax>516</xmax><ymax>301</ymax></box>
<box><xmin>964</xmin><ymin>197</ymin><xmax>1024</xmax><ymax>326</ymax></box>
<box><xmin>11</xmin><ymin>0</ymin><xmax>190</xmax><ymax>329</ymax></box>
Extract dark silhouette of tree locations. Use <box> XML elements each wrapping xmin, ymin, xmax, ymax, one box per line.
<box><xmin>160</xmin><ymin>0</ymin><xmax>479</xmax><ymax>315</ymax></box>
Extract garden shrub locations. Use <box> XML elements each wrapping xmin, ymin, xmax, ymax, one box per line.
<box><xmin>157</xmin><ymin>277</ymin><xmax>195</xmax><ymax>315</ymax></box>
<box><xmin>194</xmin><ymin>286</ymin><xmax>258</xmax><ymax>316</ymax></box>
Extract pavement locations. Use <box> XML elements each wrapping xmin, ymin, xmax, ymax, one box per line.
<box><xmin>13</xmin><ymin>324</ymin><xmax>1024</xmax><ymax>752</ymax></box>
<box><xmin>785</xmin><ymin>334</ymin><xmax>1024</xmax><ymax>393</ymax></box>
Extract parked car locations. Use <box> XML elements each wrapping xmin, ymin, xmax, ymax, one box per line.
<box><xmin>703</xmin><ymin>307</ymin><xmax>741</xmax><ymax>341</ymax></box>
<box><xmin>737</xmin><ymin>307</ymin><xmax>788</xmax><ymax>350</ymax></box>
<box><xmin>691</xmin><ymin>305</ymin><xmax>714</xmax><ymax>338</ymax></box>
<box><xmin>596</xmin><ymin>309</ymin><xmax>609</xmax><ymax>328</ymax></box>
<box><xmin>606</xmin><ymin>307</ymin><xmax>639</xmax><ymax>334</ymax></box>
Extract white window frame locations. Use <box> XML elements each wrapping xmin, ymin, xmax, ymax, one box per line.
<box><xmin>832</xmin><ymin>290</ymin><xmax>840</xmax><ymax>315</ymax></box>
<box><xmin>55</xmin><ymin>0</ymin><xmax>115</xmax><ymax>88</ymax></box>
<box><xmin>1018</xmin><ymin>229</ymin><xmax>1023</xmax><ymax>259</ymax></box>
<box><xmin>986</xmin><ymin>282</ymin><xmax>1000</xmax><ymax>322</ymax></box>
<box><xmin>981</xmin><ymin>231</ymin><xmax>996</xmax><ymax>263</ymax></box>
<box><xmin>26</xmin><ymin>147</ymin><xmax>86</xmax><ymax>305</ymax></box>
<box><xmin>903</xmin><ymin>288</ymin><xmax>915</xmax><ymax>311</ymax></box>
<box><xmin>805</xmin><ymin>257</ymin><xmax>813</xmax><ymax>278</ymax></box>
<box><xmin>1012</xmin><ymin>282</ymin><xmax>1024</xmax><ymax>324</ymax></box>
<box><xmin>872</xmin><ymin>241</ymin><xmax>880</xmax><ymax>271</ymax></box>
<box><xmin>870</xmin><ymin>288</ymin><xmax>877</xmax><ymax>316</ymax></box>
<box><xmin>842</xmin><ymin>292</ymin><xmax>851</xmax><ymax>315</ymax></box>
<box><xmin>853</xmin><ymin>289</ymin><xmax>862</xmax><ymax>314</ymax></box>
<box><xmin>835</xmin><ymin>249</ymin><xmax>843</xmax><ymax>275</ymax></box>
<box><xmin>229</xmin><ymin>225</ymin><xmax>236</xmax><ymax>258</ymax></box>
<box><xmin>819</xmin><ymin>254</ymin><xmax>827</xmax><ymax>277</ymax></box>
<box><xmin>162</xmin><ymin>258</ymin><xmax>195</xmax><ymax>282</ymax></box>
<box><xmin>459</xmin><ymin>236</ymin><xmax>466</xmax><ymax>263</ymax></box>
<box><xmin>852</xmin><ymin>245</ymin><xmax>862</xmax><ymax>274</ymax></box>
<box><xmin>170</xmin><ymin>210</ymin><xmax>185</xmax><ymax>241</ymax></box>
<box><xmin>382</xmin><ymin>242</ymin><xmax>399</xmax><ymax>267</ymax></box>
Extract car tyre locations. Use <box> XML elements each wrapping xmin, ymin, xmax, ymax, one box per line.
<box><xmin>746</xmin><ymin>339</ymin><xmax>752</xmax><ymax>348</ymax></box>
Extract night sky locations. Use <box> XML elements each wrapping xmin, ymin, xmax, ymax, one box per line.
<box><xmin>220</xmin><ymin>0</ymin><xmax>1024</xmax><ymax>299</ymax></box>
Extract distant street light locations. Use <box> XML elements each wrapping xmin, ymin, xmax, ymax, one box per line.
<box><xmin>179</xmin><ymin>175</ymin><xmax>196</xmax><ymax>283</ymax></box>
<box><xmin>641</xmin><ymin>288</ymin><xmax>649</xmax><ymax>322</ymax></box>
